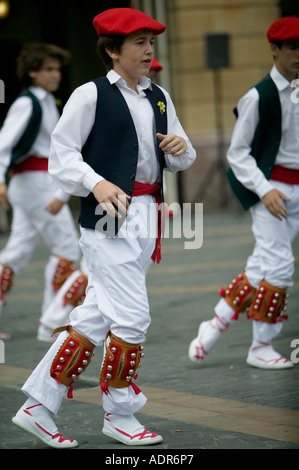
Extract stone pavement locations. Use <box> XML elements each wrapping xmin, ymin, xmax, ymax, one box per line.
<box><xmin>0</xmin><ymin>211</ymin><xmax>298</xmax><ymax>455</ymax></box>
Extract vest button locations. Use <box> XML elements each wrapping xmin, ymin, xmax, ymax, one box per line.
<box><xmin>130</xmin><ymin>174</ymin><xmax>135</xmax><ymax>179</ymax></box>
<box><xmin>128</xmin><ymin>189</ymin><xmax>132</xmax><ymax>195</ymax></box>
<box><xmin>133</xmin><ymin>144</ymin><xmax>138</xmax><ymax>150</ymax></box>
<box><xmin>132</xmin><ymin>159</ymin><xmax>137</xmax><ymax>165</ymax></box>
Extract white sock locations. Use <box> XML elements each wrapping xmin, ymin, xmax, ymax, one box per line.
<box><xmin>251</xmin><ymin>321</ymin><xmax>283</xmax><ymax>345</ymax></box>
<box><xmin>214</xmin><ymin>298</ymin><xmax>236</xmax><ymax>324</ymax></box>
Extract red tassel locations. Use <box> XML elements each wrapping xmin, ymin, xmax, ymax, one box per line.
<box><xmin>218</xmin><ymin>287</ymin><xmax>226</xmax><ymax>298</ymax></box>
<box><xmin>130</xmin><ymin>383</ymin><xmax>141</xmax><ymax>395</ymax></box>
<box><xmin>230</xmin><ymin>311</ymin><xmax>240</xmax><ymax>321</ymax></box>
<box><xmin>100</xmin><ymin>381</ymin><xmax>110</xmax><ymax>396</ymax></box>
<box><xmin>151</xmin><ymin>239</ymin><xmax>161</xmax><ymax>264</ymax></box>
<box><xmin>67</xmin><ymin>384</ymin><xmax>73</xmax><ymax>399</ymax></box>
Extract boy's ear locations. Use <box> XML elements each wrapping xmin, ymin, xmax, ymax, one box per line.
<box><xmin>105</xmin><ymin>47</ymin><xmax>118</xmax><ymax>61</ymax></box>
<box><xmin>28</xmin><ymin>70</ymin><xmax>37</xmax><ymax>80</ymax></box>
<box><xmin>270</xmin><ymin>42</ymin><xmax>279</xmax><ymax>59</ymax></box>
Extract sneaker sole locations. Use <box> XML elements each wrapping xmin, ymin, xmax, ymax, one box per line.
<box><xmin>12</xmin><ymin>416</ymin><xmax>78</xmax><ymax>449</ymax></box>
<box><xmin>102</xmin><ymin>427</ymin><xmax>163</xmax><ymax>446</ymax></box>
<box><xmin>246</xmin><ymin>357</ymin><xmax>294</xmax><ymax>370</ymax></box>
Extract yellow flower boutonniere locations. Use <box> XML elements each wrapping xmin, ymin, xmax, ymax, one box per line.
<box><xmin>157</xmin><ymin>101</ymin><xmax>166</xmax><ymax>114</ymax></box>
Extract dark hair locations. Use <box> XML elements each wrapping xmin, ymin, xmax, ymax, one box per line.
<box><xmin>96</xmin><ymin>34</ymin><xmax>127</xmax><ymax>71</ymax></box>
<box><xmin>16</xmin><ymin>42</ymin><xmax>71</xmax><ymax>88</ymax></box>
<box><xmin>273</xmin><ymin>41</ymin><xmax>283</xmax><ymax>49</ymax></box>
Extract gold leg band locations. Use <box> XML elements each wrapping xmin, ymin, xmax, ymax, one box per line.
<box><xmin>247</xmin><ymin>279</ymin><xmax>288</xmax><ymax>323</ymax></box>
<box><xmin>50</xmin><ymin>326</ymin><xmax>95</xmax><ymax>389</ymax></box>
<box><xmin>52</xmin><ymin>257</ymin><xmax>74</xmax><ymax>292</ymax></box>
<box><xmin>63</xmin><ymin>271</ymin><xmax>88</xmax><ymax>307</ymax></box>
<box><xmin>219</xmin><ymin>272</ymin><xmax>256</xmax><ymax>314</ymax></box>
<box><xmin>100</xmin><ymin>331</ymin><xmax>144</xmax><ymax>393</ymax></box>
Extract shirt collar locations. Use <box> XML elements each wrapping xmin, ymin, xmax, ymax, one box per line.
<box><xmin>28</xmin><ymin>86</ymin><xmax>49</xmax><ymax>101</ymax></box>
<box><xmin>270</xmin><ymin>65</ymin><xmax>291</xmax><ymax>91</ymax></box>
<box><xmin>107</xmin><ymin>69</ymin><xmax>152</xmax><ymax>91</ymax></box>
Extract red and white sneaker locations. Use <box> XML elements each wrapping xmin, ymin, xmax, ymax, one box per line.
<box><xmin>12</xmin><ymin>400</ymin><xmax>78</xmax><ymax>448</ymax></box>
<box><xmin>188</xmin><ymin>318</ymin><xmax>229</xmax><ymax>364</ymax></box>
<box><xmin>246</xmin><ymin>341</ymin><xmax>293</xmax><ymax>370</ymax></box>
<box><xmin>102</xmin><ymin>413</ymin><xmax>163</xmax><ymax>446</ymax></box>
<box><xmin>0</xmin><ymin>331</ymin><xmax>10</xmax><ymax>340</ymax></box>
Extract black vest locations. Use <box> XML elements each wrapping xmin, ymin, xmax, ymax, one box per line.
<box><xmin>79</xmin><ymin>77</ymin><xmax>168</xmax><ymax>234</ymax></box>
<box><xmin>227</xmin><ymin>74</ymin><xmax>281</xmax><ymax>210</ymax></box>
<box><xmin>11</xmin><ymin>90</ymin><xmax>42</xmax><ymax>165</ymax></box>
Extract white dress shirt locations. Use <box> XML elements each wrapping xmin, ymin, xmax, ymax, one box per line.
<box><xmin>227</xmin><ymin>66</ymin><xmax>299</xmax><ymax>200</ymax></box>
<box><xmin>0</xmin><ymin>86</ymin><xmax>68</xmax><ymax>201</ymax></box>
<box><xmin>49</xmin><ymin>70</ymin><xmax>196</xmax><ymax>197</ymax></box>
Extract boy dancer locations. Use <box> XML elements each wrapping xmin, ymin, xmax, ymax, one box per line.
<box><xmin>12</xmin><ymin>7</ymin><xmax>196</xmax><ymax>448</ymax></box>
<box><xmin>0</xmin><ymin>43</ymin><xmax>81</xmax><ymax>340</ymax></box>
<box><xmin>189</xmin><ymin>17</ymin><xmax>299</xmax><ymax>370</ymax></box>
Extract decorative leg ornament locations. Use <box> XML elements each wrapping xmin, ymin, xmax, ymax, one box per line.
<box><xmin>0</xmin><ymin>263</ymin><xmax>14</xmax><ymax>340</ymax></box>
<box><xmin>219</xmin><ymin>271</ymin><xmax>256</xmax><ymax>319</ymax></box>
<box><xmin>247</xmin><ymin>279</ymin><xmax>288</xmax><ymax>323</ymax></box>
<box><xmin>52</xmin><ymin>257</ymin><xmax>75</xmax><ymax>292</ymax></box>
<box><xmin>38</xmin><ymin>266</ymin><xmax>87</xmax><ymax>342</ymax></box>
<box><xmin>50</xmin><ymin>325</ymin><xmax>95</xmax><ymax>398</ymax></box>
<box><xmin>0</xmin><ymin>263</ymin><xmax>14</xmax><ymax>299</ymax></box>
<box><xmin>62</xmin><ymin>270</ymin><xmax>87</xmax><ymax>307</ymax></box>
<box><xmin>100</xmin><ymin>331</ymin><xmax>143</xmax><ymax>395</ymax></box>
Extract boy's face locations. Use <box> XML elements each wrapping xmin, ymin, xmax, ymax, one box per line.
<box><xmin>29</xmin><ymin>58</ymin><xmax>62</xmax><ymax>92</ymax></box>
<box><xmin>271</xmin><ymin>41</ymin><xmax>299</xmax><ymax>81</ymax></box>
<box><xmin>108</xmin><ymin>30</ymin><xmax>155</xmax><ymax>87</ymax></box>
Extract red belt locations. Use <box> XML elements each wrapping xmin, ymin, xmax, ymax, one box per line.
<box><xmin>132</xmin><ymin>181</ymin><xmax>162</xmax><ymax>264</ymax></box>
<box><xmin>12</xmin><ymin>155</ymin><xmax>48</xmax><ymax>175</ymax></box>
<box><xmin>270</xmin><ymin>165</ymin><xmax>299</xmax><ymax>184</ymax></box>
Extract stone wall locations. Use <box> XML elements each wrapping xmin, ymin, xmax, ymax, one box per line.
<box><xmin>165</xmin><ymin>0</ymin><xmax>280</xmax><ymax>210</ymax></box>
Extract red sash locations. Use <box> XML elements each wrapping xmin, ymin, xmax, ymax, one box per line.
<box><xmin>132</xmin><ymin>181</ymin><xmax>162</xmax><ymax>264</ymax></box>
<box><xmin>270</xmin><ymin>165</ymin><xmax>299</xmax><ymax>184</ymax></box>
<box><xmin>12</xmin><ymin>155</ymin><xmax>48</xmax><ymax>175</ymax></box>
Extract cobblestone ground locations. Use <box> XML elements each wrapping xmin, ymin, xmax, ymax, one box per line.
<box><xmin>0</xmin><ymin>211</ymin><xmax>298</xmax><ymax>455</ymax></box>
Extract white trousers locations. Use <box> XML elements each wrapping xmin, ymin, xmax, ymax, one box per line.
<box><xmin>245</xmin><ymin>180</ymin><xmax>299</xmax><ymax>289</ymax></box>
<box><xmin>22</xmin><ymin>195</ymin><xmax>157</xmax><ymax>415</ymax></box>
<box><xmin>215</xmin><ymin>180</ymin><xmax>299</xmax><ymax>342</ymax></box>
<box><xmin>0</xmin><ymin>172</ymin><xmax>80</xmax><ymax>316</ymax></box>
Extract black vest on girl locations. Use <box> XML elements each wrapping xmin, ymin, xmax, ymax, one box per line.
<box><xmin>79</xmin><ymin>77</ymin><xmax>167</xmax><ymax>234</ymax></box>
<box><xmin>227</xmin><ymin>74</ymin><xmax>281</xmax><ymax>210</ymax></box>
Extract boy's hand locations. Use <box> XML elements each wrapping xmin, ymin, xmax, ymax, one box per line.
<box><xmin>45</xmin><ymin>197</ymin><xmax>65</xmax><ymax>215</ymax></box>
<box><xmin>93</xmin><ymin>180</ymin><xmax>131</xmax><ymax>218</ymax></box>
<box><xmin>156</xmin><ymin>133</ymin><xmax>187</xmax><ymax>156</ymax></box>
<box><xmin>0</xmin><ymin>183</ymin><xmax>10</xmax><ymax>210</ymax></box>
<box><xmin>262</xmin><ymin>188</ymin><xmax>290</xmax><ymax>220</ymax></box>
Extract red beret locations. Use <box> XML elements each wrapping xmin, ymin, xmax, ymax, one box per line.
<box><xmin>150</xmin><ymin>57</ymin><xmax>163</xmax><ymax>71</ymax></box>
<box><xmin>267</xmin><ymin>16</ymin><xmax>299</xmax><ymax>42</ymax></box>
<box><xmin>93</xmin><ymin>7</ymin><xmax>166</xmax><ymax>36</ymax></box>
